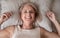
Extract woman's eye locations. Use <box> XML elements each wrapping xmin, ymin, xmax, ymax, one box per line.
<box><xmin>24</xmin><ymin>11</ymin><xmax>27</xmax><ymax>13</ymax></box>
<box><xmin>24</xmin><ymin>10</ymin><xmax>34</xmax><ymax>13</ymax></box>
<box><xmin>29</xmin><ymin>11</ymin><xmax>33</xmax><ymax>13</ymax></box>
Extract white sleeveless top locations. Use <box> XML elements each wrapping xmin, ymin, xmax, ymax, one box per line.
<box><xmin>12</xmin><ymin>25</ymin><xmax>40</xmax><ymax>38</ymax></box>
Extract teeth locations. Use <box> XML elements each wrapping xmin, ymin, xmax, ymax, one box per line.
<box><xmin>26</xmin><ymin>17</ymin><xmax>31</xmax><ymax>19</ymax></box>
<box><xmin>27</xmin><ymin>17</ymin><xmax>30</xmax><ymax>18</ymax></box>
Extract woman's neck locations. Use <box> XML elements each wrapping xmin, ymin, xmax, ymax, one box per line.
<box><xmin>22</xmin><ymin>23</ymin><xmax>34</xmax><ymax>30</ymax></box>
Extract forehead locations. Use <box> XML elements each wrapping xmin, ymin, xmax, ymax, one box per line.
<box><xmin>20</xmin><ymin>3</ymin><xmax>37</xmax><ymax>13</ymax></box>
<box><xmin>23</xmin><ymin>4</ymin><xmax>34</xmax><ymax>9</ymax></box>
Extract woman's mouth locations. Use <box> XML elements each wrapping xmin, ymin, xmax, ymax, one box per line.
<box><xmin>25</xmin><ymin>17</ymin><xmax>32</xmax><ymax>20</ymax></box>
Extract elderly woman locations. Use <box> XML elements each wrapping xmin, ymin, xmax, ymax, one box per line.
<box><xmin>0</xmin><ymin>2</ymin><xmax>60</xmax><ymax>38</ymax></box>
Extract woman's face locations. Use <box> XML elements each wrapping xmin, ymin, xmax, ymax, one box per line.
<box><xmin>21</xmin><ymin>4</ymin><xmax>35</xmax><ymax>24</ymax></box>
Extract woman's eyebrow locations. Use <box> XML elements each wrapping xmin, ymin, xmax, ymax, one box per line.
<box><xmin>28</xmin><ymin>10</ymin><xmax>34</xmax><ymax>13</ymax></box>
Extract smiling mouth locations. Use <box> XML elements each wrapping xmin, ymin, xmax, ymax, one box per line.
<box><xmin>25</xmin><ymin>17</ymin><xmax>32</xmax><ymax>20</ymax></box>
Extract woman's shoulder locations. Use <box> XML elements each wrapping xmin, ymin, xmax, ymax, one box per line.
<box><xmin>3</xmin><ymin>25</ymin><xmax>16</xmax><ymax>34</ymax></box>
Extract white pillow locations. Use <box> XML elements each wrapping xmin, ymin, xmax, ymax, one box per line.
<box><xmin>1</xmin><ymin>0</ymin><xmax>52</xmax><ymax>32</ymax></box>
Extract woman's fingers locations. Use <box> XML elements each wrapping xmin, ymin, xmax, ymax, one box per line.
<box><xmin>3</xmin><ymin>12</ymin><xmax>12</xmax><ymax>18</ymax></box>
<box><xmin>46</xmin><ymin>11</ymin><xmax>51</xmax><ymax>18</ymax></box>
<box><xmin>1</xmin><ymin>12</ymin><xmax>12</xmax><ymax>22</ymax></box>
<box><xmin>0</xmin><ymin>12</ymin><xmax>13</xmax><ymax>24</ymax></box>
<box><xmin>47</xmin><ymin>11</ymin><xmax>53</xmax><ymax>18</ymax></box>
<box><xmin>46</xmin><ymin>11</ymin><xmax>56</xmax><ymax>22</ymax></box>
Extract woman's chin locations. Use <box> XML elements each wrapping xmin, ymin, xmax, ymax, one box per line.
<box><xmin>25</xmin><ymin>21</ymin><xmax>32</xmax><ymax>23</ymax></box>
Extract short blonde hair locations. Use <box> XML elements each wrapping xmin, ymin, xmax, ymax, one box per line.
<box><xmin>19</xmin><ymin>2</ymin><xmax>42</xmax><ymax>25</ymax></box>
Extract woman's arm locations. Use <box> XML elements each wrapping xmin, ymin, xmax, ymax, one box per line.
<box><xmin>40</xmin><ymin>27</ymin><xmax>60</xmax><ymax>38</ymax></box>
<box><xmin>0</xmin><ymin>12</ymin><xmax>14</xmax><ymax>38</ymax></box>
<box><xmin>52</xmin><ymin>19</ymin><xmax>60</xmax><ymax>36</ymax></box>
<box><xmin>46</xmin><ymin>11</ymin><xmax>60</xmax><ymax>36</ymax></box>
<box><xmin>0</xmin><ymin>25</ymin><xmax>15</xmax><ymax>38</ymax></box>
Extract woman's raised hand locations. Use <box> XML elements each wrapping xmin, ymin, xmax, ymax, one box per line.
<box><xmin>0</xmin><ymin>12</ymin><xmax>12</xmax><ymax>24</ymax></box>
<box><xmin>46</xmin><ymin>11</ymin><xmax>56</xmax><ymax>22</ymax></box>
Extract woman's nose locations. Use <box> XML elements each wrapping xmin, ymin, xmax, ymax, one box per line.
<box><xmin>27</xmin><ymin>12</ymin><xmax>31</xmax><ymax>16</ymax></box>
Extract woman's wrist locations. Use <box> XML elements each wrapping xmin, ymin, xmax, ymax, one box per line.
<box><xmin>52</xmin><ymin>20</ymin><xmax>58</xmax><ymax>24</ymax></box>
<box><xmin>52</xmin><ymin>19</ymin><xmax>60</xmax><ymax>26</ymax></box>
<box><xmin>51</xmin><ymin>19</ymin><xmax>57</xmax><ymax>23</ymax></box>
<box><xmin>0</xmin><ymin>19</ymin><xmax>3</xmax><ymax>25</ymax></box>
